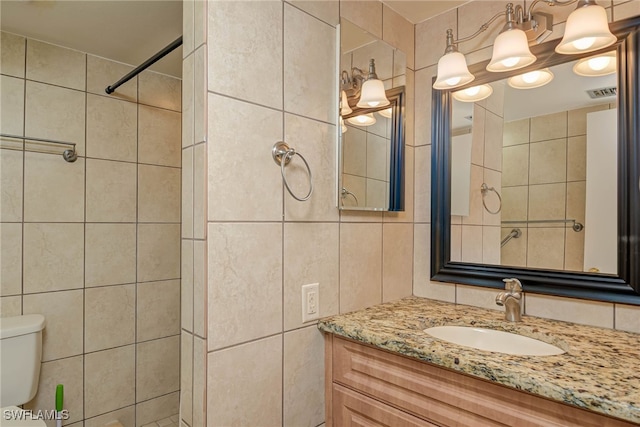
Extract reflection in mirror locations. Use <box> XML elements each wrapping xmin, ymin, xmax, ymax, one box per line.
<box><xmin>338</xmin><ymin>19</ymin><xmax>406</xmax><ymax>211</ymax></box>
<box><xmin>450</xmin><ymin>53</ymin><xmax>618</xmax><ymax>274</ymax></box>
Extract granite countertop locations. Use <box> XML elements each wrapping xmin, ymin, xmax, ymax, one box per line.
<box><xmin>318</xmin><ymin>297</ymin><xmax>640</xmax><ymax>424</ymax></box>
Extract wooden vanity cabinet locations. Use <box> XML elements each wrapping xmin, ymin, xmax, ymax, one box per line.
<box><xmin>324</xmin><ymin>334</ymin><xmax>637</xmax><ymax>427</ymax></box>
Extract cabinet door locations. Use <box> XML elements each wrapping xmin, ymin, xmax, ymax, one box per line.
<box><xmin>333</xmin><ymin>384</ymin><xmax>440</xmax><ymax>427</ymax></box>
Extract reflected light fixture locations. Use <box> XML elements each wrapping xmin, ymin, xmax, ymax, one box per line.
<box><xmin>346</xmin><ymin>113</ymin><xmax>376</xmax><ymax>126</ymax></box>
<box><xmin>573</xmin><ymin>51</ymin><xmax>617</xmax><ymax>76</ymax></box>
<box><xmin>341</xmin><ymin>90</ymin><xmax>352</xmax><ymax>116</ymax></box>
<box><xmin>508</xmin><ymin>68</ymin><xmax>554</xmax><ymax>89</ymax></box>
<box><xmin>341</xmin><ymin>59</ymin><xmax>389</xmax><ymax>111</ymax></box>
<box><xmin>340</xmin><ymin>117</ymin><xmax>348</xmax><ymax>134</ymax></box>
<box><xmin>378</xmin><ymin>107</ymin><xmax>393</xmax><ymax>118</ymax></box>
<box><xmin>452</xmin><ymin>84</ymin><xmax>494</xmax><ymax>102</ymax></box>
<box><xmin>556</xmin><ymin>0</ymin><xmax>616</xmax><ymax>54</ymax></box>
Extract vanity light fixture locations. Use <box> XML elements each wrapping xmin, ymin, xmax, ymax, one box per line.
<box><xmin>341</xmin><ymin>91</ymin><xmax>352</xmax><ymax>116</ymax></box>
<box><xmin>378</xmin><ymin>107</ymin><xmax>393</xmax><ymax>118</ymax></box>
<box><xmin>340</xmin><ymin>117</ymin><xmax>348</xmax><ymax>133</ymax></box>
<box><xmin>555</xmin><ymin>0</ymin><xmax>616</xmax><ymax>55</ymax></box>
<box><xmin>486</xmin><ymin>4</ymin><xmax>536</xmax><ymax>73</ymax></box>
<box><xmin>573</xmin><ymin>51</ymin><xmax>617</xmax><ymax>76</ymax></box>
<box><xmin>346</xmin><ymin>113</ymin><xmax>376</xmax><ymax>126</ymax></box>
<box><xmin>508</xmin><ymin>68</ymin><xmax>554</xmax><ymax>89</ymax></box>
<box><xmin>452</xmin><ymin>84</ymin><xmax>494</xmax><ymax>102</ymax></box>
<box><xmin>341</xmin><ymin>58</ymin><xmax>390</xmax><ymax>111</ymax></box>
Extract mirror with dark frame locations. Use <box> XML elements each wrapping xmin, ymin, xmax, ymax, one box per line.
<box><xmin>431</xmin><ymin>16</ymin><xmax>640</xmax><ymax>304</ymax></box>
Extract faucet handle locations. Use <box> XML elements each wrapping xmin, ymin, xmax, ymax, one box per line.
<box><xmin>502</xmin><ymin>278</ymin><xmax>522</xmax><ymax>293</ymax></box>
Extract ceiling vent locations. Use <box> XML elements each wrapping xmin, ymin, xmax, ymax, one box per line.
<box><xmin>586</xmin><ymin>86</ymin><xmax>617</xmax><ymax>99</ymax></box>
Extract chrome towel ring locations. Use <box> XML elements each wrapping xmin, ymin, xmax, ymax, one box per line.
<box><xmin>272</xmin><ymin>141</ymin><xmax>313</xmax><ymax>202</ymax></box>
<box><xmin>481</xmin><ymin>183</ymin><xmax>502</xmax><ymax>214</ymax></box>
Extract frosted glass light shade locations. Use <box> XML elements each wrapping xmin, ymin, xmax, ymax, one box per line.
<box><xmin>508</xmin><ymin>68</ymin><xmax>554</xmax><ymax>89</ymax></box>
<box><xmin>556</xmin><ymin>3</ymin><xmax>616</xmax><ymax>54</ymax></box>
<box><xmin>346</xmin><ymin>113</ymin><xmax>376</xmax><ymax>126</ymax></box>
<box><xmin>573</xmin><ymin>51</ymin><xmax>617</xmax><ymax>76</ymax></box>
<box><xmin>356</xmin><ymin>79</ymin><xmax>390</xmax><ymax>108</ymax></box>
<box><xmin>378</xmin><ymin>107</ymin><xmax>393</xmax><ymax>118</ymax></box>
<box><xmin>486</xmin><ymin>29</ymin><xmax>537</xmax><ymax>72</ymax></box>
<box><xmin>433</xmin><ymin>51</ymin><xmax>475</xmax><ymax>90</ymax></box>
<box><xmin>341</xmin><ymin>90</ymin><xmax>352</xmax><ymax>116</ymax></box>
<box><xmin>452</xmin><ymin>84</ymin><xmax>493</xmax><ymax>102</ymax></box>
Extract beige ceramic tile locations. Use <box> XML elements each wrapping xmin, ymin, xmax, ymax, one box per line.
<box><xmin>567</xmin><ymin>135</ymin><xmax>586</xmax><ymax>181</ymax></box>
<box><xmin>138</xmin><ymin>164</ymin><xmax>181</xmax><ymax>223</ymax></box>
<box><xmin>180</xmin><ymin>332</ymin><xmax>193</xmax><ymax>426</ymax></box>
<box><xmin>485</xmin><ymin>79</ymin><xmax>505</xmax><ymax>119</ymax></box>
<box><xmin>193</xmin><ymin>336</ymin><xmax>206</xmax><ymax>427</ymax></box>
<box><xmin>208</xmin><ymin>223</ymin><xmax>282</xmax><ymax>349</ymax></box>
<box><xmin>526</xmin><ymin>294</ymin><xmax>614</xmax><ymax>328</ymax></box>
<box><xmin>461</xmin><ymin>225</ymin><xmax>483</xmax><ymax>263</ymax></box>
<box><xmin>450</xmin><ymin>224</ymin><xmax>462</xmax><ymax>262</ymax></box>
<box><xmin>530</xmin><ymin>111</ymin><xmax>567</xmax><ymax>142</ymax></box>
<box><xmin>284</xmin><ymin>114</ymin><xmax>339</xmax><ymax>221</ymax></box>
<box><xmin>86</xmin><ymin>55</ymin><xmax>137</xmax><ymax>102</ymax></box>
<box><xmin>366</xmin><ymin>178</ymin><xmax>387</xmax><ymax>207</ymax></box>
<box><xmin>182</xmin><ymin>53</ymin><xmax>194</xmax><ymax>149</ymax></box>
<box><xmin>193</xmin><ymin>143</ymin><xmax>206</xmax><ymax>239</ymax></box>
<box><xmin>615</xmin><ymin>304</ymin><xmax>640</xmax><ymax>333</ymax></box>
<box><xmin>501</xmin><ymin>227</ymin><xmax>527</xmax><ymax>268</ymax></box>
<box><xmin>340</xmin><ymin>174</ymin><xmax>365</xmax><ymax>209</ymax></box>
<box><xmin>191</xmin><ymin>241</ymin><xmax>205</xmax><ymax>338</ymax></box>
<box><xmin>25</xmin><ymin>356</ymin><xmax>84</xmax><ymax>424</ymax></box>
<box><xmin>86</xmin><ymin>94</ymin><xmax>137</xmax><ymax>162</ymax></box>
<box><xmin>564</xmin><ymin>225</ymin><xmax>585</xmax><ymax>272</ymax></box>
<box><xmin>0</xmin><ymin>149</ymin><xmax>23</xmax><ymax>222</ymax></box>
<box><xmin>483</xmin><ymin>111</ymin><xmax>503</xmax><ymax>172</ymax></box>
<box><xmin>193</xmin><ymin>46</ymin><xmax>207</xmax><ymax>144</ymax></box>
<box><xmin>181</xmin><ymin>239</ymin><xmax>194</xmax><ymax>332</ymax></box>
<box><xmin>340</xmin><ymin>1</ymin><xmax>383</xmax><ymax>39</ymax></box>
<box><xmin>413</xmin><ymin>66</ymin><xmax>436</xmax><ymax>146</ymax></box>
<box><xmin>23</xmin><ymin>289</ymin><xmax>84</xmax><ymax>361</ymax></box>
<box><xmin>462</xmin><ymin>165</ymin><xmax>483</xmax><ymax>226</ymax></box>
<box><xmin>614</xmin><ymin>0</ymin><xmax>640</xmax><ymax>20</ymax></box>
<box><xmin>0</xmin><ymin>223</ymin><xmax>21</xmax><ymax>296</ymax></box>
<box><xmin>382</xmin><ymin>223</ymin><xmax>413</xmax><ymax>302</ymax></box>
<box><xmin>182</xmin><ymin>147</ymin><xmax>194</xmax><ymax>238</ymax></box>
<box><xmin>1</xmin><ymin>32</ymin><xmax>26</xmax><ymax>77</ymax></box>
<box><xmin>482</xmin><ymin>226</ymin><xmax>501</xmax><ymax>265</ymax></box>
<box><xmin>1</xmin><ymin>75</ymin><xmax>25</xmax><ymax>136</ymax></box>
<box><xmin>566</xmin><ymin>181</ymin><xmax>586</xmax><ymax>224</ymax></box>
<box><xmin>85</xmin><ymin>158</ymin><xmax>137</xmax><ymax>222</ymax></box>
<box><xmin>529</xmin><ymin>138</ymin><xmax>567</xmax><ymax>185</ymax></box>
<box><xmin>528</xmin><ymin>182</ymin><xmax>566</xmax><ymax>221</ymax></box>
<box><xmin>183</xmin><ymin>0</ymin><xmax>195</xmax><ymax>56</ymax></box>
<box><xmin>283</xmin><ymin>222</ymin><xmax>339</xmax><ymax>331</ymax></box>
<box><xmin>290</xmin><ymin>0</ymin><xmax>339</xmax><ymax>25</ymax></box>
<box><xmin>26</xmin><ymin>39</ymin><xmax>86</xmax><ymax>90</ymax></box>
<box><xmin>501</xmin><ymin>186</ymin><xmax>528</xmax><ymax>222</ymax></box>
<box><xmin>85</xmin><ymin>223</ymin><xmax>136</xmax><ymax>287</ymax></box>
<box><xmin>342</xmin><ymin>126</ymin><xmax>367</xmax><ymax>176</ymax></box>
<box><xmin>136</xmin><ymin>392</ymin><xmax>180</xmax><ymax>427</ymax></box>
<box><xmin>207</xmin><ymin>94</ymin><xmax>282</xmax><ymax>222</ymax></box>
<box><xmin>0</xmin><ymin>295</ymin><xmax>21</xmax><ymax>316</ymax></box>
<box><xmin>458</xmin><ymin>1</ymin><xmax>511</xmax><ymax>54</ymax></box>
<box><xmin>24</xmin><ymin>152</ymin><xmax>84</xmax><ymax>222</ymax></box>
<box><xmin>418</xmin><ymin>281</ymin><xmax>457</xmax><ymax>303</ymax></box>
<box><xmin>85</xmin><ymin>345</ymin><xmax>135</xmax><ymax>418</ymax></box>
<box><xmin>85</xmin><ymin>284</ymin><xmax>135</xmax><ymax>352</ymax></box>
<box><xmin>412</xmin><ymin>223</ymin><xmax>430</xmax><ymax>285</ymax></box>
<box><xmin>526</xmin><ymin>227</ymin><xmax>566</xmax><ymax>270</ymax></box>
<box><xmin>502</xmin><ymin>144</ymin><xmax>529</xmax><ymax>187</ymax></box>
<box><xmin>283</xmin><ymin>326</ymin><xmax>325</xmax><ymax>427</ymax></box>
<box><xmin>413</xmin><ymin>145</ymin><xmax>431</xmax><ymax>223</ymax></box>
<box><xmin>366</xmin><ymin>133</ymin><xmax>388</xmax><ymax>181</ymax></box>
<box><xmin>208</xmin><ymin>1</ymin><xmax>283</xmax><ymax>109</ymax></box>
<box><xmin>482</xmin><ymin>168</ymin><xmax>501</xmax><ymax>226</ymax></box>
<box><xmin>339</xmin><ymin>223</ymin><xmax>383</xmax><ymax>313</ymax></box>
<box><xmin>138</xmin><ymin>105</ymin><xmax>181</xmax><ymax>167</ymax></box>
<box><xmin>25</xmin><ymin>81</ymin><xmax>86</xmax><ymax>155</ymax></box>
<box><xmin>503</xmin><ymin>118</ymin><xmax>530</xmax><ymax>147</ymax></box>
<box><xmin>470</xmin><ymin>105</ymin><xmax>485</xmax><ymax>166</ymax></box>
<box><xmin>352</xmin><ymin>39</ymin><xmax>394</xmax><ymax>85</ymax></box>
<box><xmin>457</xmin><ymin>284</ymin><xmax>503</xmax><ymax>311</ymax></box>
<box><xmin>194</xmin><ymin>1</ymin><xmax>207</xmax><ymax>48</ymax></box>
<box><xmin>208</xmin><ymin>335</ymin><xmax>282</xmax><ymax>427</ymax></box>
<box><xmin>382</xmin><ymin>5</ymin><xmax>414</xmax><ymax>69</ymax></box>
<box><xmin>415</xmin><ymin>9</ymin><xmax>456</xmax><ymax>69</ymax></box>
<box><xmin>84</xmin><ymin>407</ymin><xmax>135</xmax><ymax>427</ymax></box>
<box><xmin>23</xmin><ymin>223</ymin><xmax>84</xmax><ymax>293</ymax></box>
<box><xmin>138</xmin><ymin>71</ymin><xmax>181</xmax><ymax>112</ymax></box>
<box><xmin>567</xmin><ymin>104</ymin><xmax>609</xmax><ymax>137</ymax></box>
<box><xmin>137</xmin><ymin>336</ymin><xmax>180</xmax><ymax>402</ymax></box>
<box><xmin>137</xmin><ymin>224</ymin><xmax>181</xmax><ymax>282</ymax></box>
<box><xmin>137</xmin><ymin>280</ymin><xmax>181</xmax><ymax>342</ymax></box>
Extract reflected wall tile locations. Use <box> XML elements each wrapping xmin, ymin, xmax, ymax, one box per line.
<box><xmin>462</xmin><ymin>165</ymin><xmax>483</xmax><ymax>226</ymax></box>
<box><xmin>382</xmin><ymin>223</ymin><xmax>413</xmax><ymax>302</ymax></box>
<box><xmin>340</xmin><ymin>1</ymin><xmax>383</xmax><ymax>39</ymax></box>
<box><xmin>482</xmin><ymin>168</ymin><xmax>501</xmax><ymax>226</ymax></box>
<box><xmin>208</xmin><ymin>223</ymin><xmax>282</xmax><ymax>350</ymax></box>
<box><xmin>193</xmin><ymin>240</ymin><xmax>206</xmax><ymax>338</ymax></box>
<box><xmin>183</xmin><ymin>0</ymin><xmax>195</xmax><ymax>56</ymax></box>
<box><xmin>137</xmin><ymin>223</ymin><xmax>181</xmax><ymax>282</ymax></box>
<box><xmin>566</xmin><ymin>181</ymin><xmax>586</xmax><ymax>224</ymax></box>
<box><xmin>194</xmin><ymin>1</ymin><xmax>207</xmax><ymax>48</ymax></box>
<box><xmin>528</xmin><ymin>183</ymin><xmax>566</xmax><ymax>220</ymax></box>
<box><xmin>87</xmin><ymin>55</ymin><xmax>137</xmax><ymax>102</ymax></box>
<box><xmin>530</xmin><ymin>111</ymin><xmax>567</xmax><ymax>142</ymax></box>
<box><xmin>366</xmin><ymin>133</ymin><xmax>388</xmax><ymax>181</ymax></box>
<box><xmin>339</xmin><ymin>223</ymin><xmax>382</xmax><ymax>313</ymax></box>
<box><xmin>483</xmin><ymin>111</ymin><xmax>503</xmax><ymax>172</ymax></box>
<box><xmin>25</xmin><ymin>81</ymin><xmax>86</xmax><ymax>155</ymax></box>
<box><xmin>24</xmin><ymin>152</ymin><xmax>84</xmax><ymax>222</ymax></box>
<box><xmin>413</xmin><ymin>145</ymin><xmax>431</xmax><ymax>223</ymax></box>
<box><xmin>182</xmin><ymin>146</ymin><xmax>194</xmax><ymax>238</ymax></box>
<box><xmin>501</xmin><ymin>186</ymin><xmax>528</xmax><ymax>222</ymax></box>
<box><xmin>482</xmin><ymin>226</ymin><xmax>501</xmax><ymax>265</ymax></box>
<box><xmin>85</xmin><ymin>158</ymin><xmax>136</xmax><ymax>222</ymax></box>
<box><xmin>526</xmin><ymin>294</ymin><xmax>614</xmax><ymax>328</ymax></box>
<box><xmin>564</xmin><ymin>226</ymin><xmax>585</xmax><ymax>272</ymax></box>
<box><xmin>461</xmin><ymin>225</ymin><xmax>483</xmax><ymax>264</ymax></box>
<box><xmin>457</xmin><ymin>284</ymin><xmax>503</xmax><ymax>311</ymax></box>
<box><xmin>0</xmin><ymin>296</ymin><xmax>21</xmax><ymax>316</ymax></box>
<box><xmin>352</xmin><ymin>41</ymin><xmax>393</xmax><ymax>81</ymax></box>
<box><xmin>26</xmin><ymin>39</ymin><xmax>86</xmax><ymax>90</ymax></box>
<box><xmin>181</xmin><ymin>239</ymin><xmax>194</xmax><ymax>332</ymax></box>
<box><xmin>283</xmin><ymin>222</ymin><xmax>339</xmax><ymax>331</ymax></box>
<box><xmin>415</xmin><ymin>10</ymin><xmax>456</xmax><ymax>69</ymax></box>
<box><xmin>0</xmin><ymin>223</ymin><xmax>21</xmax><ymax>296</ymax></box>
<box><xmin>138</xmin><ymin>105</ymin><xmax>181</xmax><ymax>167</ymax></box>
<box><xmin>193</xmin><ymin>143</ymin><xmax>206</xmax><ymax>238</ymax></box>
<box><xmin>0</xmin><ymin>149</ymin><xmax>23</xmax><ymax>222</ymax></box>
<box><xmin>1</xmin><ymin>32</ymin><xmax>26</xmax><ymax>77</ymax></box>
<box><xmin>615</xmin><ymin>304</ymin><xmax>640</xmax><ymax>334</ymax></box>
<box><xmin>180</xmin><ymin>332</ymin><xmax>193</xmax><ymax>426</ymax></box>
<box><xmin>451</xmin><ymin>224</ymin><xmax>462</xmax><ymax>262</ymax></box>
<box><xmin>85</xmin><ymin>284</ymin><xmax>135</xmax><ymax>352</ymax></box>
<box><xmin>502</xmin><ymin>144</ymin><xmax>529</xmax><ymax>187</ymax></box>
<box><xmin>84</xmin><ymin>345</ymin><xmax>135</xmax><ymax>418</ymax></box>
<box><xmin>136</xmin><ymin>392</ymin><xmax>180</xmax><ymax>427</ymax></box>
<box><xmin>138</xmin><ymin>71</ymin><xmax>182</xmax><ymax>112</ymax></box>
<box><xmin>208</xmin><ymin>335</ymin><xmax>283</xmax><ymax>427</ymax></box>
<box><xmin>383</xmin><ymin>5</ymin><xmax>414</xmax><ymax>70</ymax></box>
<box><xmin>194</xmin><ymin>46</ymin><xmax>207</xmax><ymax>144</ymax></box>
<box><xmin>342</xmin><ymin>126</ymin><xmax>367</xmax><ymax>176</ymax></box>
<box><xmin>529</xmin><ymin>139</ymin><xmax>567</xmax><ymax>185</ymax></box>
<box><xmin>193</xmin><ymin>337</ymin><xmax>206</xmax><ymax>427</ymax></box>
<box><xmin>284</xmin><ymin>4</ymin><xmax>336</xmax><ymax>123</ymax></box>
<box><xmin>501</xmin><ymin>227</ymin><xmax>527</xmax><ymax>268</ymax></box>
<box><xmin>23</xmin><ymin>223</ymin><xmax>84</xmax><ymax>293</ymax></box>
<box><xmin>471</xmin><ymin>106</ymin><xmax>485</xmax><ymax>166</ymax></box>
<box><xmin>568</xmin><ymin>104</ymin><xmax>609</xmax><ymax>137</ymax></box>
<box><xmin>526</xmin><ymin>227</ymin><xmax>565</xmax><ymax>270</ymax></box>
<box><xmin>182</xmin><ymin>53</ymin><xmax>194</xmax><ymax>149</ymax></box>
<box><xmin>86</xmin><ymin>94</ymin><xmax>137</xmax><ymax>162</ymax></box>
<box><xmin>137</xmin><ymin>280</ymin><xmax>181</xmax><ymax>342</ymax></box>
<box><xmin>208</xmin><ymin>0</ymin><xmax>282</xmax><ymax>109</ymax></box>
<box><xmin>283</xmin><ymin>327</ymin><xmax>325</xmax><ymax>427</ymax></box>
<box><xmin>503</xmin><ymin>118</ymin><xmax>530</xmax><ymax>147</ymax></box>
<box><xmin>289</xmin><ymin>0</ymin><xmax>339</xmax><ymax>25</ymax></box>
<box><xmin>1</xmin><ymin>75</ymin><xmax>25</xmax><ymax>135</ymax></box>
<box><xmin>136</xmin><ymin>336</ymin><xmax>181</xmax><ymax>402</ymax></box>
<box><xmin>567</xmin><ymin>135</ymin><xmax>586</xmax><ymax>181</ymax></box>
<box><xmin>614</xmin><ymin>0</ymin><xmax>640</xmax><ymax>20</ymax></box>
<box><xmin>85</xmin><ymin>223</ymin><xmax>136</xmax><ymax>287</ymax></box>
<box><xmin>485</xmin><ymin>80</ymin><xmax>505</xmax><ymax>118</ymax></box>
<box><xmin>23</xmin><ymin>289</ymin><xmax>83</xmax><ymax>361</ymax></box>
<box><xmin>138</xmin><ymin>164</ymin><xmax>181</xmax><ymax>223</ymax></box>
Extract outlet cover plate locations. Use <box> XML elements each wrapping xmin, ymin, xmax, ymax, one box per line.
<box><xmin>302</xmin><ymin>283</ymin><xmax>320</xmax><ymax>323</ymax></box>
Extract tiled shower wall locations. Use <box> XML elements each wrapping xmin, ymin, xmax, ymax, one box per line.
<box><xmin>0</xmin><ymin>33</ymin><xmax>181</xmax><ymax>426</ymax></box>
<box><xmin>413</xmin><ymin>0</ymin><xmax>640</xmax><ymax>332</ymax></box>
<box><xmin>180</xmin><ymin>1</ymin><xmax>415</xmax><ymax>426</ymax></box>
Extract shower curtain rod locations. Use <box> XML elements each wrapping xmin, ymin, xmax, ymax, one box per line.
<box><xmin>105</xmin><ymin>36</ymin><xmax>183</xmax><ymax>95</ymax></box>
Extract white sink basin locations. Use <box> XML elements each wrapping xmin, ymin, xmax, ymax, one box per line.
<box><xmin>424</xmin><ymin>326</ymin><xmax>565</xmax><ymax>356</ymax></box>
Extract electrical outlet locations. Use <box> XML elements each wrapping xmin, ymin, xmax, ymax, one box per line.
<box><xmin>301</xmin><ymin>283</ymin><xmax>320</xmax><ymax>323</ymax></box>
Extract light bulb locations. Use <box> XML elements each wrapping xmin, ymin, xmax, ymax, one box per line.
<box><xmin>367</xmin><ymin>101</ymin><xmax>380</xmax><ymax>107</ymax></box>
<box><xmin>588</xmin><ymin>56</ymin><xmax>611</xmax><ymax>71</ymax></box>
<box><xmin>464</xmin><ymin>86</ymin><xmax>481</xmax><ymax>96</ymax></box>
<box><xmin>573</xmin><ymin>37</ymin><xmax>596</xmax><ymax>51</ymax></box>
<box><xmin>445</xmin><ymin>76</ymin><xmax>461</xmax><ymax>86</ymax></box>
<box><xmin>501</xmin><ymin>57</ymin><xmax>520</xmax><ymax>68</ymax></box>
<box><xmin>522</xmin><ymin>70</ymin><xmax>541</xmax><ymax>84</ymax></box>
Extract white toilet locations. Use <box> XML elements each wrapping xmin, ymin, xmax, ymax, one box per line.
<box><xmin>1</xmin><ymin>314</ymin><xmax>47</xmax><ymax>427</ymax></box>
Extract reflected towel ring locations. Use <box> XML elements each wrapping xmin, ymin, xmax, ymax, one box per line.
<box><xmin>481</xmin><ymin>183</ymin><xmax>502</xmax><ymax>214</ymax></box>
<box><xmin>341</xmin><ymin>187</ymin><xmax>359</xmax><ymax>206</ymax></box>
<box><xmin>272</xmin><ymin>141</ymin><xmax>313</xmax><ymax>202</ymax></box>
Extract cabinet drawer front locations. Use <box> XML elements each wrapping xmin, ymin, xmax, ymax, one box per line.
<box><xmin>332</xmin><ymin>337</ymin><xmax>635</xmax><ymax>427</ymax></box>
<box><xmin>333</xmin><ymin>383</ymin><xmax>439</xmax><ymax>427</ymax></box>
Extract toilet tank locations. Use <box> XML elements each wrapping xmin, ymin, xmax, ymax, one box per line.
<box><xmin>0</xmin><ymin>314</ymin><xmax>46</xmax><ymax>407</ymax></box>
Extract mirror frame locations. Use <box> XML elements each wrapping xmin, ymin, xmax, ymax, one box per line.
<box><xmin>339</xmin><ymin>86</ymin><xmax>406</xmax><ymax>211</ymax></box>
<box><xmin>431</xmin><ymin>16</ymin><xmax>640</xmax><ymax>304</ymax></box>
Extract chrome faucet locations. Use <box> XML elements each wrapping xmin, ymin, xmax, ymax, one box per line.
<box><xmin>496</xmin><ymin>278</ymin><xmax>522</xmax><ymax>322</ymax></box>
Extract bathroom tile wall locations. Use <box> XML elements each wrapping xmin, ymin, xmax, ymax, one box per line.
<box><xmin>0</xmin><ymin>33</ymin><xmax>181</xmax><ymax>426</ymax></box>
<box><xmin>413</xmin><ymin>0</ymin><xmax>640</xmax><ymax>331</ymax></box>
<box><xmin>180</xmin><ymin>1</ymin><xmax>414</xmax><ymax>426</ymax></box>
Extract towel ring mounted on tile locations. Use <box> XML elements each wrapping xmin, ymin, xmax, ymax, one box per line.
<box><xmin>272</xmin><ymin>141</ymin><xmax>314</xmax><ymax>202</ymax></box>
<box><xmin>481</xmin><ymin>183</ymin><xmax>502</xmax><ymax>214</ymax></box>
